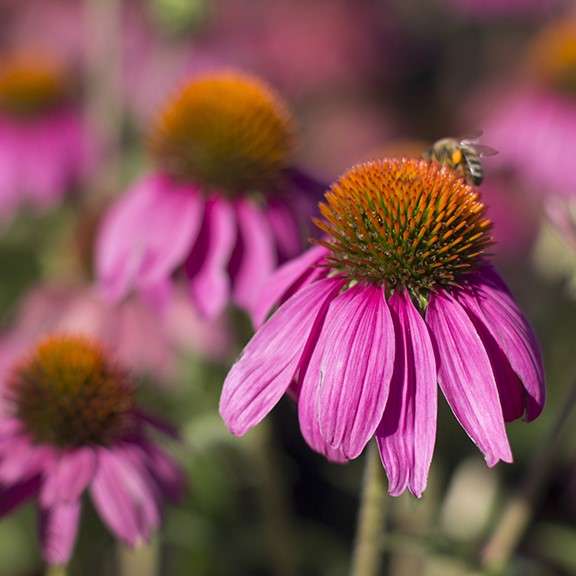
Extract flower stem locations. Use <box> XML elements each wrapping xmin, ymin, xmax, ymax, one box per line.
<box><xmin>83</xmin><ymin>0</ymin><xmax>123</xmax><ymax>195</ymax></box>
<box><xmin>350</xmin><ymin>443</ymin><xmax>387</xmax><ymax>576</ymax></box>
<box><xmin>247</xmin><ymin>421</ymin><xmax>297</xmax><ymax>576</ymax></box>
<box><xmin>46</xmin><ymin>566</ymin><xmax>67</xmax><ymax>576</ymax></box>
<box><xmin>481</xmin><ymin>379</ymin><xmax>576</xmax><ymax>572</ymax></box>
<box><xmin>118</xmin><ymin>541</ymin><xmax>159</xmax><ymax>576</ymax></box>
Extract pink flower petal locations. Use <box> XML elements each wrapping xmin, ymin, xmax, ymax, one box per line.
<box><xmin>139</xmin><ymin>442</ymin><xmax>185</xmax><ymax>502</ymax></box>
<box><xmin>230</xmin><ymin>199</ymin><xmax>277</xmax><ymax>310</ymax></box>
<box><xmin>426</xmin><ymin>292</ymin><xmax>513</xmax><ymax>467</ymax></box>
<box><xmin>470</xmin><ymin>268</ymin><xmax>545</xmax><ymax>421</ymax></box>
<box><xmin>265</xmin><ymin>199</ymin><xmax>302</xmax><ymax>260</ymax></box>
<box><xmin>299</xmin><ymin>284</ymin><xmax>395</xmax><ymax>460</ymax></box>
<box><xmin>250</xmin><ymin>245</ymin><xmax>329</xmax><ymax>328</ymax></box>
<box><xmin>220</xmin><ymin>277</ymin><xmax>343</xmax><ymax>436</ymax></box>
<box><xmin>41</xmin><ymin>448</ymin><xmax>96</xmax><ymax>507</ymax></box>
<box><xmin>40</xmin><ymin>501</ymin><xmax>81</xmax><ymax>566</ymax></box>
<box><xmin>376</xmin><ymin>291</ymin><xmax>437</xmax><ymax>497</ymax></box>
<box><xmin>457</xmin><ymin>290</ymin><xmax>526</xmax><ymax>422</ymax></box>
<box><xmin>0</xmin><ymin>475</ymin><xmax>41</xmax><ymax>517</ymax></box>
<box><xmin>0</xmin><ymin>440</ymin><xmax>54</xmax><ymax>484</ymax></box>
<box><xmin>188</xmin><ymin>197</ymin><xmax>236</xmax><ymax>318</ymax></box>
<box><xmin>97</xmin><ymin>175</ymin><xmax>203</xmax><ymax>302</ymax></box>
<box><xmin>90</xmin><ymin>447</ymin><xmax>160</xmax><ymax>547</ymax></box>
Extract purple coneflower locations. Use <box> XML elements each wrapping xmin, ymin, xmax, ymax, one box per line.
<box><xmin>0</xmin><ymin>53</ymin><xmax>93</xmax><ymax>221</ymax></box>
<box><xmin>220</xmin><ymin>158</ymin><xmax>545</xmax><ymax>497</ymax></box>
<box><xmin>484</xmin><ymin>20</ymin><xmax>576</xmax><ymax>199</ymax></box>
<box><xmin>0</xmin><ymin>335</ymin><xmax>184</xmax><ymax>567</ymax></box>
<box><xmin>97</xmin><ymin>71</ymin><xmax>321</xmax><ymax>318</ymax></box>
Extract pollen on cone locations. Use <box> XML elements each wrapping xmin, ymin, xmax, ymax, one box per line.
<box><xmin>316</xmin><ymin>158</ymin><xmax>493</xmax><ymax>294</ymax></box>
<box><xmin>150</xmin><ymin>72</ymin><xmax>295</xmax><ymax>193</ymax></box>
<box><xmin>7</xmin><ymin>335</ymin><xmax>134</xmax><ymax>447</ymax></box>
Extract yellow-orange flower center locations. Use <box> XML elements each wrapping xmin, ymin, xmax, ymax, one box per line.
<box><xmin>8</xmin><ymin>335</ymin><xmax>135</xmax><ymax>448</ymax></box>
<box><xmin>0</xmin><ymin>56</ymin><xmax>68</xmax><ymax>118</ymax></box>
<box><xmin>316</xmin><ymin>159</ymin><xmax>493</xmax><ymax>296</ymax></box>
<box><xmin>527</xmin><ymin>21</ymin><xmax>576</xmax><ymax>96</ymax></box>
<box><xmin>150</xmin><ymin>72</ymin><xmax>295</xmax><ymax>193</ymax></box>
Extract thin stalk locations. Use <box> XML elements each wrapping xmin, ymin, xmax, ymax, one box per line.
<box><xmin>46</xmin><ymin>566</ymin><xmax>67</xmax><ymax>576</ymax></box>
<box><xmin>83</xmin><ymin>0</ymin><xmax>123</xmax><ymax>197</ymax></box>
<box><xmin>247</xmin><ymin>421</ymin><xmax>297</xmax><ymax>576</ymax></box>
<box><xmin>481</xmin><ymin>379</ymin><xmax>576</xmax><ymax>573</ymax></box>
<box><xmin>350</xmin><ymin>443</ymin><xmax>387</xmax><ymax>576</ymax></box>
<box><xmin>118</xmin><ymin>541</ymin><xmax>159</xmax><ymax>576</ymax></box>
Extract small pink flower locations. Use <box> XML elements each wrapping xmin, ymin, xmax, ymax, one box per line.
<box><xmin>0</xmin><ymin>53</ymin><xmax>94</xmax><ymax>222</ymax></box>
<box><xmin>220</xmin><ymin>159</ymin><xmax>545</xmax><ymax>497</ymax></box>
<box><xmin>0</xmin><ymin>335</ymin><xmax>184</xmax><ymax>567</ymax></box>
<box><xmin>97</xmin><ymin>71</ymin><xmax>323</xmax><ymax>318</ymax></box>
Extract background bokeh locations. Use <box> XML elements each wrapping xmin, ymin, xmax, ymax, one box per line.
<box><xmin>0</xmin><ymin>0</ymin><xmax>575</xmax><ymax>575</ymax></box>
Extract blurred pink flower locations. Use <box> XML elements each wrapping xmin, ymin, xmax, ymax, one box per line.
<box><xmin>484</xmin><ymin>89</ymin><xmax>576</xmax><ymax>198</ymax></box>
<box><xmin>0</xmin><ymin>335</ymin><xmax>184</xmax><ymax>567</ymax></box>
<box><xmin>212</xmin><ymin>0</ymin><xmax>381</xmax><ymax>97</ymax></box>
<box><xmin>0</xmin><ymin>284</ymin><xmax>231</xmax><ymax>386</ymax></box>
<box><xmin>97</xmin><ymin>72</ymin><xmax>323</xmax><ymax>319</ymax></box>
<box><xmin>482</xmin><ymin>20</ymin><xmax>576</xmax><ymax>199</ymax></box>
<box><xmin>475</xmin><ymin>176</ymin><xmax>540</xmax><ymax>258</ymax></box>
<box><xmin>0</xmin><ymin>54</ymin><xmax>94</xmax><ymax>222</ymax></box>
<box><xmin>220</xmin><ymin>160</ymin><xmax>545</xmax><ymax>496</ymax></box>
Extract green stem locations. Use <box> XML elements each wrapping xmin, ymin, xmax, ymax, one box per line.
<box><xmin>46</xmin><ymin>566</ymin><xmax>67</xmax><ymax>576</ymax></box>
<box><xmin>481</xmin><ymin>379</ymin><xmax>576</xmax><ymax>573</ymax></box>
<box><xmin>83</xmin><ymin>0</ymin><xmax>123</xmax><ymax>197</ymax></box>
<box><xmin>350</xmin><ymin>443</ymin><xmax>387</xmax><ymax>576</ymax></box>
<box><xmin>118</xmin><ymin>541</ymin><xmax>159</xmax><ymax>576</ymax></box>
<box><xmin>247</xmin><ymin>421</ymin><xmax>297</xmax><ymax>576</ymax></box>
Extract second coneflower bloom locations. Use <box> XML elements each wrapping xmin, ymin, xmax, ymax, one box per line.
<box><xmin>0</xmin><ymin>335</ymin><xmax>184</xmax><ymax>567</ymax></box>
<box><xmin>97</xmin><ymin>71</ymin><xmax>322</xmax><ymax>318</ymax></box>
<box><xmin>220</xmin><ymin>158</ymin><xmax>545</xmax><ymax>497</ymax></box>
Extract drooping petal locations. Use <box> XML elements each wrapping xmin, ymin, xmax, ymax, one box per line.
<box><xmin>0</xmin><ymin>474</ymin><xmax>41</xmax><ymax>517</ymax></box>
<box><xmin>265</xmin><ymin>199</ymin><xmax>302</xmax><ymax>260</ymax></box>
<box><xmin>426</xmin><ymin>292</ymin><xmax>512</xmax><ymax>466</ymax></box>
<box><xmin>96</xmin><ymin>175</ymin><xmax>203</xmax><ymax>302</ymax></box>
<box><xmin>299</xmin><ymin>284</ymin><xmax>395</xmax><ymax>460</ymax></box>
<box><xmin>187</xmin><ymin>197</ymin><xmax>236</xmax><ymax>318</ymax></box>
<box><xmin>467</xmin><ymin>268</ymin><xmax>545</xmax><ymax>420</ymax></box>
<box><xmin>230</xmin><ymin>199</ymin><xmax>277</xmax><ymax>310</ymax></box>
<box><xmin>139</xmin><ymin>442</ymin><xmax>186</xmax><ymax>502</ymax></box>
<box><xmin>376</xmin><ymin>291</ymin><xmax>437</xmax><ymax>497</ymax></box>
<box><xmin>0</xmin><ymin>440</ymin><xmax>54</xmax><ymax>484</ymax></box>
<box><xmin>220</xmin><ymin>277</ymin><xmax>343</xmax><ymax>436</ymax></box>
<box><xmin>251</xmin><ymin>245</ymin><xmax>329</xmax><ymax>328</ymax></box>
<box><xmin>40</xmin><ymin>501</ymin><xmax>81</xmax><ymax>566</ymax></box>
<box><xmin>292</xmin><ymin>298</ymin><xmax>349</xmax><ymax>464</ymax></box>
<box><xmin>41</xmin><ymin>448</ymin><xmax>96</xmax><ymax>507</ymax></box>
<box><xmin>457</xmin><ymin>291</ymin><xmax>526</xmax><ymax>422</ymax></box>
<box><xmin>90</xmin><ymin>447</ymin><xmax>160</xmax><ymax>547</ymax></box>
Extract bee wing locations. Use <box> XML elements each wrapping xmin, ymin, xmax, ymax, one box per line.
<box><xmin>472</xmin><ymin>144</ymin><xmax>499</xmax><ymax>157</ymax></box>
<box><xmin>459</xmin><ymin>129</ymin><xmax>484</xmax><ymax>144</ymax></box>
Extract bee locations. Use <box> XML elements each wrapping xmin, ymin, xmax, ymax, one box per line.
<box><xmin>423</xmin><ymin>133</ymin><xmax>498</xmax><ymax>186</ymax></box>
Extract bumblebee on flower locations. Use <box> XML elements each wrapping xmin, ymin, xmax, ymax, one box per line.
<box><xmin>220</xmin><ymin>157</ymin><xmax>545</xmax><ymax>497</ymax></box>
<box><xmin>97</xmin><ymin>71</ymin><xmax>323</xmax><ymax>319</ymax></box>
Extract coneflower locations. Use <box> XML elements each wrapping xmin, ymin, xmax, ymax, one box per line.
<box><xmin>0</xmin><ymin>335</ymin><xmax>183</xmax><ymax>567</ymax></box>
<box><xmin>97</xmin><ymin>71</ymin><xmax>322</xmax><ymax>318</ymax></box>
<box><xmin>220</xmin><ymin>158</ymin><xmax>545</xmax><ymax>496</ymax></box>
<box><xmin>0</xmin><ymin>53</ymin><xmax>93</xmax><ymax>221</ymax></box>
